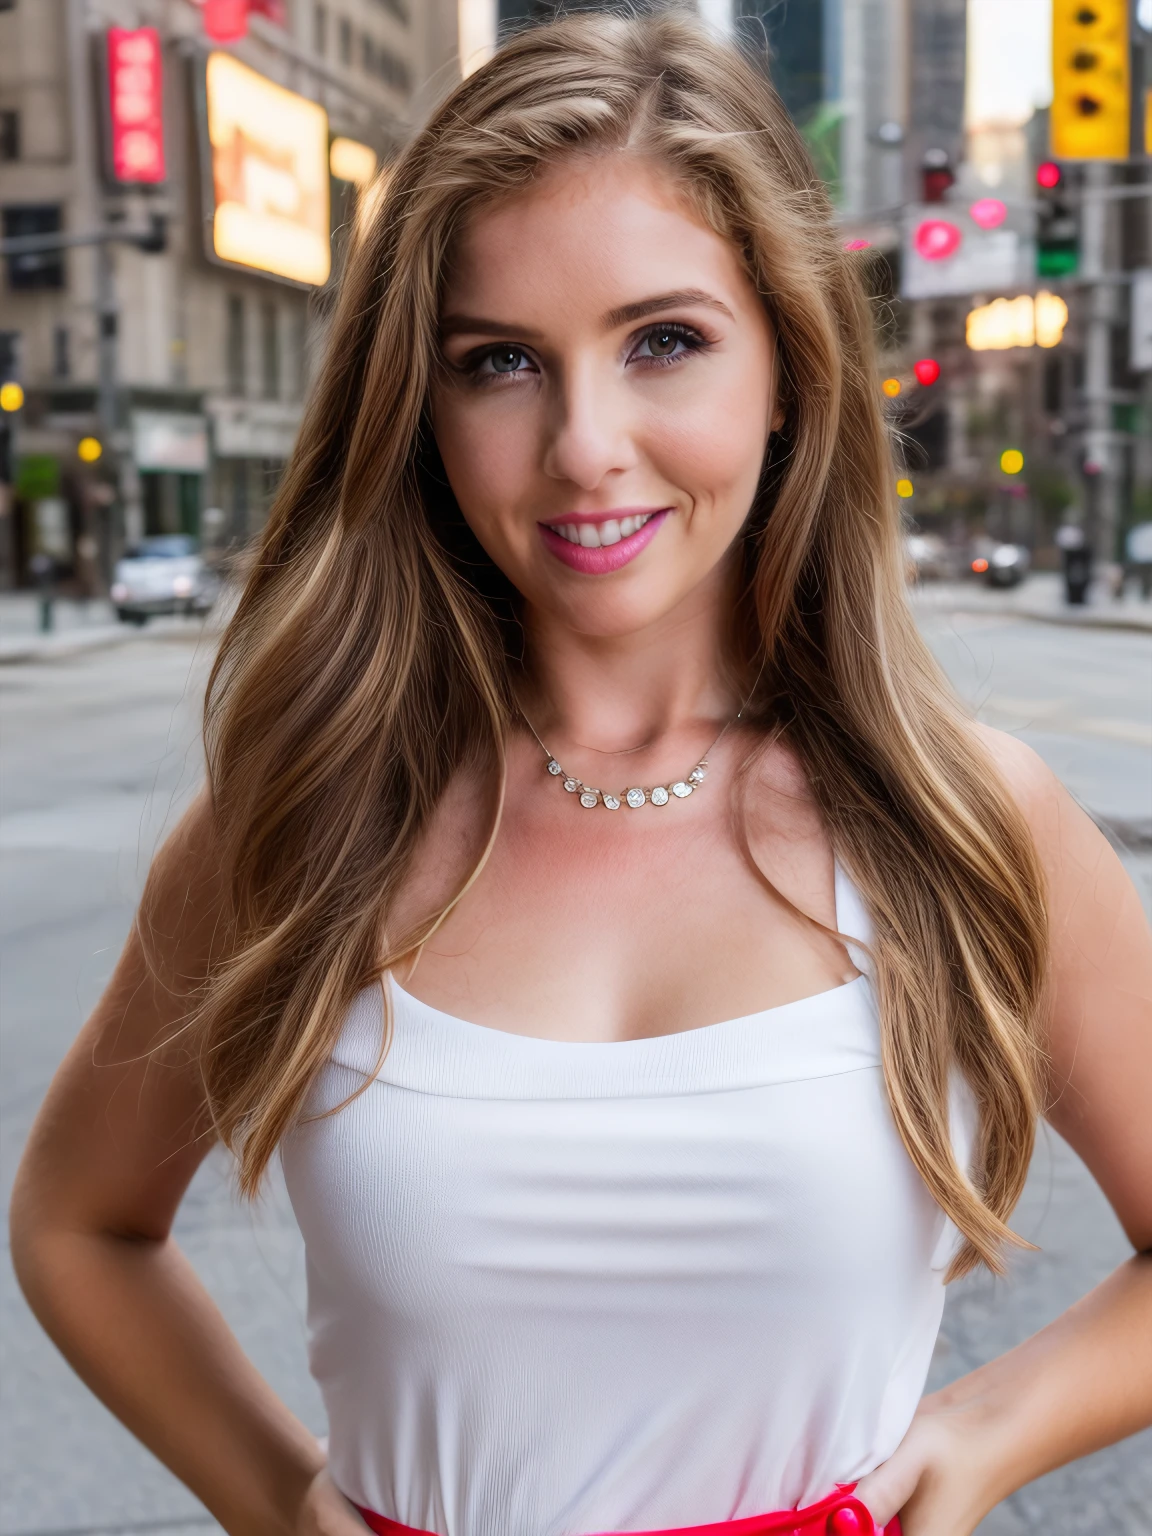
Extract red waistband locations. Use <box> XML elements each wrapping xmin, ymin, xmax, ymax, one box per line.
<box><xmin>355</xmin><ymin>1487</ymin><xmax>900</xmax><ymax>1536</ymax></box>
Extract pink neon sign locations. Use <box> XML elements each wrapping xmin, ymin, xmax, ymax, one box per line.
<box><xmin>107</xmin><ymin>27</ymin><xmax>165</xmax><ymax>184</ymax></box>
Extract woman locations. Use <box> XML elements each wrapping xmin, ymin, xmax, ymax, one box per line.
<box><xmin>10</xmin><ymin>13</ymin><xmax>1151</xmax><ymax>1536</ymax></box>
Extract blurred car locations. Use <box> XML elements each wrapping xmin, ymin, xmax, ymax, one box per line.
<box><xmin>970</xmin><ymin>543</ymin><xmax>1030</xmax><ymax>589</ymax></box>
<box><xmin>109</xmin><ymin>535</ymin><xmax>219</xmax><ymax>624</ymax></box>
<box><xmin>903</xmin><ymin>533</ymin><xmax>949</xmax><ymax>582</ymax></box>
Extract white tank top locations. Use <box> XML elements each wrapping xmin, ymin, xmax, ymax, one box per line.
<box><xmin>282</xmin><ymin>868</ymin><xmax>971</xmax><ymax>1534</ymax></box>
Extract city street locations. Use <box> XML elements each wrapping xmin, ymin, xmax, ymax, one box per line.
<box><xmin>2</xmin><ymin>609</ymin><xmax>1150</xmax><ymax>1536</ymax></box>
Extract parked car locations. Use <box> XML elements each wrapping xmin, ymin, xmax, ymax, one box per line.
<box><xmin>109</xmin><ymin>535</ymin><xmax>219</xmax><ymax>624</ymax></box>
<box><xmin>970</xmin><ymin>542</ymin><xmax>1030</xmax><ymax>589</ymax></box>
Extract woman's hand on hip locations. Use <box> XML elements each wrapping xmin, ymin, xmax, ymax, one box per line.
<box><xmin>854</xmin><ymin>1395</ymin><xmax>1005</xmax><ymax>1536</ymax></box>
<box><xmin>297</xmin><ymin>1468</ymin><xmax>369</xmax><ymax>1536</ymax></box>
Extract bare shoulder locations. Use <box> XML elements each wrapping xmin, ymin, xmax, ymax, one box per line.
<box><xmin>972</xmin><ymin>729</ymin><xmax>1152</xmax><ymax>1249</ymax></box>
<box><xmin>970</xmin><ymin>722</ymin><xmax>1064</xmax><ymax>824</ymax></box>
<box><xmin>969</xmin><ymin>721</ymin><xmax>1104</xmax><ymax>878</ymax></box>
<box><xmin>968</xmin><ymin>719</ymin><xmax>1141</xmax><ymax>939</ymax></box>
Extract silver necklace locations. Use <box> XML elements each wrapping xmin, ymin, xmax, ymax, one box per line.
<box><xmin>521</xmin><ymin>705</ymin><xmax>746</xmax><ymax>812</ymax></box>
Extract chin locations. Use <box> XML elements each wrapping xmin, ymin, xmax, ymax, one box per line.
<box><xmin>537</xmin><ymin>575</ymin><xmax>701</xmax><ymax>640</ymax></box>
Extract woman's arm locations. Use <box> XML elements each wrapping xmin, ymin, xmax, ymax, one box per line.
<box><xmin>858</xmin><ymin>733</ymin><xmax>1152</xmax><ymax>1536</ymax></box>
<box><xmin>8</xmin><ymin>798</ymin><xmax>356</xmax><ymax>1535</ymax></box>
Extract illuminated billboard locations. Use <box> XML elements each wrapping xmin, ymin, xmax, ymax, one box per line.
<box><xmin>202</xmin><ymin>52</ymin><xmax>330</xmax><ymax>287</ymax></box>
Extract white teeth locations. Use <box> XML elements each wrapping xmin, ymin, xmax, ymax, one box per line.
<box><xmin>550</xmin><ymin>513</ymin><xmax>654</xmax><ymax>547</ymax></box>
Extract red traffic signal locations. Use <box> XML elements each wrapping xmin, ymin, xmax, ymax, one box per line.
<box><xmin>913</xmin><ymin>358</ymin><xmax>941</xmax><ymax>386</ymax></box>
<box><xmin>1036</xmin><ymin>161</ymin><xmax>1062</xmax><ymax>189</ymax></box>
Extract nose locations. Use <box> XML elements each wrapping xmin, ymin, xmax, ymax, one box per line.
<box><xmin>540</xmin><ymin>360</ymin><xmax>639</xmax><ymax>491</ymax></box>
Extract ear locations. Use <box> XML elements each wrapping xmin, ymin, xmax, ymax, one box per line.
<box><xmin>769</xmin><ymin>404</ymin><xmax>785</xmax><ymax>435</ymax></box>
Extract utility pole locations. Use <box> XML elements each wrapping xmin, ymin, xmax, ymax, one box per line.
<box><xmin>1079</xmin><ymin>161</ymin><xmax>1117</xmax><ymax>573</ymax></box>
<box><xmin>95</xmin><ymin>240</ymin><xmax>117</xmax><ymax>468</ymax></box>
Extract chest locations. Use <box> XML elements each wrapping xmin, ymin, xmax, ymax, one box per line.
<box><xmin>286</xmin><ymin>997</ymin><xmax>946</xmax><ymax>1334</ymax></box>
<box><xmin>400</xmin><ymin>768</ymin><xmax>851</xmax><ymax>1043</ymax></box>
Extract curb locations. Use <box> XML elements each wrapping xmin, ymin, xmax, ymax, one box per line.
<box><xmin>0</xmin><ymin>617</ymin><xmax>215</xmax><ymax>664</ymax></box>
<box><xmin>922</xmin><ymin>604</ymin><xmax>1152</xmax><ymax>635</ymax></box>
<box><xmin>910</xmin><ymin>587</ymin><xmax>1152</xmax><ymax>635</ymax></box>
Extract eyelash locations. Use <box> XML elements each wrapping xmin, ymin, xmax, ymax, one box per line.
<box><xmin>461</xmin><ymin>321</ymin><xmax>712</xmax><ymax>385</ymax></box>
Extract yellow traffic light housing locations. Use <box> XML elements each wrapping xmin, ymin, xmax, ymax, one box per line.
<box><xmin>1051</xmin><ymin>1</ymin><xmax>1130</xmax><ymax>160</ymax></box>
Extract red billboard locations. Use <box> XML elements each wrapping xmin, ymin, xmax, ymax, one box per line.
<box><xmin>106</xmin><ymin>27</ymin><xmax>165</xmax><ymax>184</ymax></box>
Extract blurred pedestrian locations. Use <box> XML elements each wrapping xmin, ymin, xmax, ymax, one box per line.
<box><xmin>1124</xmin><ymin>521</ymin><xmax>1152</xmax><ymax>600</ymax></box>
<box><xmin>1055</xmin><ymin>522</ymin><xmax>1092</xmax><ymax>605</ymax></box>
<box><xmin>10</xmin><ymin>14</ymin><xmax>1152</xmax><ymax>1536</ymax></box>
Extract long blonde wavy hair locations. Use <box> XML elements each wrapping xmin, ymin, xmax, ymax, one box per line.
<box><xmin>199</xmin><ymin>8</ymin><xmax>1047</xmax><ymax>1279</ymax></box>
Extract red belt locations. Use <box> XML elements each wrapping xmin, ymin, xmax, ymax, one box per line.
<box><xmin>356</xmin><ymin>1487</ymin><xmax>900</xmax><ymax>1536</ymax></box>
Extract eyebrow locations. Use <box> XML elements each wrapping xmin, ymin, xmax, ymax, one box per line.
<box><xmin>602</xmin><ymin>289</ymin><xmax>734</xmax><ymax>327</ymax></box>
<box><xmin>439</xmin><ymin>288</ymin><xmax>734</xmax><ymax>341</ymax></box>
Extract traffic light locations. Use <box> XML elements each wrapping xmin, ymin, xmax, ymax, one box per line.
<box><xmin>921</xmin><ymin>149</ymin><xmax>954</xmax><ymax>203</ymax></box>
<box><xmin>1051</xmin><ymin>1</ymin><xmax>1130</xmax><ymax>160</ymax></box>
<box><xmin>1035</xmin><ymin>163</ymin><xmax>1079</xmax><ymax>278</ymax></box>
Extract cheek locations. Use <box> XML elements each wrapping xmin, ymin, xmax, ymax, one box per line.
<box><xmin>432</xmin><ymin>397</ymin><xmax>537</xmax><ymax>541</ymax></box>
<box><xmin>644</xmin><ymin>362</ymin><xmax>771</xmax><ymax>521</ymax></box>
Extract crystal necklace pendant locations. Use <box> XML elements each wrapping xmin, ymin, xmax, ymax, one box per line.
<box><xmin>521</xmin><ymin>676</ymin><xmax>760</xmax><ymax>815</ymax></box>
<box><xmin>532</xmin><ymin>752</ymin><xmax>712</xmax><ymax>812</ymax></box>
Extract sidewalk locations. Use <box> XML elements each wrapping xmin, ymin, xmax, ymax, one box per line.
<box><xmin>2</xmin><ymin>571</ymin><xmax>1149</xmax><ymax>664</ymax></box>
<box><xmin>0</xmin><ymin>592</ymin><xmax>222</xmax><ymax>663</ymax></box>
<box><xmin>910</xmin><ymin>572</ymin><xmax>1152</xmax><ymax>633</ymax></box>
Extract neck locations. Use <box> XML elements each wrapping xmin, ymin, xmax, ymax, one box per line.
<box><xmin>520</xmin><ymin>566</ymin><xmax>741</xmax><ymax>756</ymax></box>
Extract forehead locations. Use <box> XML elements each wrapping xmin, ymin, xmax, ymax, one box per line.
<box><xmin>442</xmin><ymin>154</ymin><xmax>754</xmax><ymax>320</ymax></box>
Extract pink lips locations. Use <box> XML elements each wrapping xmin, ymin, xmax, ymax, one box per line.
<box><xmin>538</xmin><ymin>509</ymin><xmax>671</xmax><ymax>575</ymax></box>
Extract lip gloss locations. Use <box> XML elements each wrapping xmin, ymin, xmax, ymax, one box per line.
<box><xmin>538</xmin><ymin>510</ymin><xmax>670</xmax><ymax>574</ymax></box>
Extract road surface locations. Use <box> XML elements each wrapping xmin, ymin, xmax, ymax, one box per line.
<box><xmin>2</xmin><ymin>609</ymin><xmax>1149</xmax><ymax>1535</ymax></box>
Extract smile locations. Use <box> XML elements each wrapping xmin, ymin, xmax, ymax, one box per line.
<box><xmin>538</xmin><ymin>509</ymin><xmax>671</xmax><ymax>574</ymax></box>
<box><xmin>550</xmin><ymin>512</ymin><xmax>658</xmax><ymax>548</ymax></box>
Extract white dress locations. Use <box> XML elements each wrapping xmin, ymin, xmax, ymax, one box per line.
<box><xmin>281</xmin><ymin>868</ymin><xmax>970</xmax><ymax>1536</ymax></box>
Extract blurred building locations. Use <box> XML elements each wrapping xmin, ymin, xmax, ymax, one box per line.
<box><xmin>0</xmin><ymin>0</ymin><xmax>458</xmax><ymax>588</ymax></box>
<box><xmin>737</xmin><ymin>0</ymin><xmax>909</xmax><ymax>225</ymax></box>
<box><xmin>2</xmin><ymin>0</ymin><xmax>1149</xmax><ymax>591</ymax></box>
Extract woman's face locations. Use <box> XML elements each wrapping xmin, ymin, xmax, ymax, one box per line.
<box><xmin>430</xmin><ymin>154</ymin><xmax>780</xmax><ymax>640</ymax></box>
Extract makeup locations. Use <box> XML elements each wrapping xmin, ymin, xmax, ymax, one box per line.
<box><xmin>538</xmin><ymin>508</ymin><xmax>670</xmax><ymax>575</ymax></box>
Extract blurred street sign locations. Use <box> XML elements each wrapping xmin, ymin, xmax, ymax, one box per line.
<box><xmin>15</xmin><ymin>455</ymin><xmax>60</xmax><ymax>500</ymax></box>
<box><xmin>902</xmin><ymin>202</ymin><xmax>1033</xmax><ymax>300</ymax></box>
<box><xmin>131</xmin><ymin>412</ymin><xmax>209</xmax><ymax>472</ymax></box>
<box><xmin>206</xmin><ymin>398</ymin><xmax>301</xmax><ymax>458</ymax></box>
